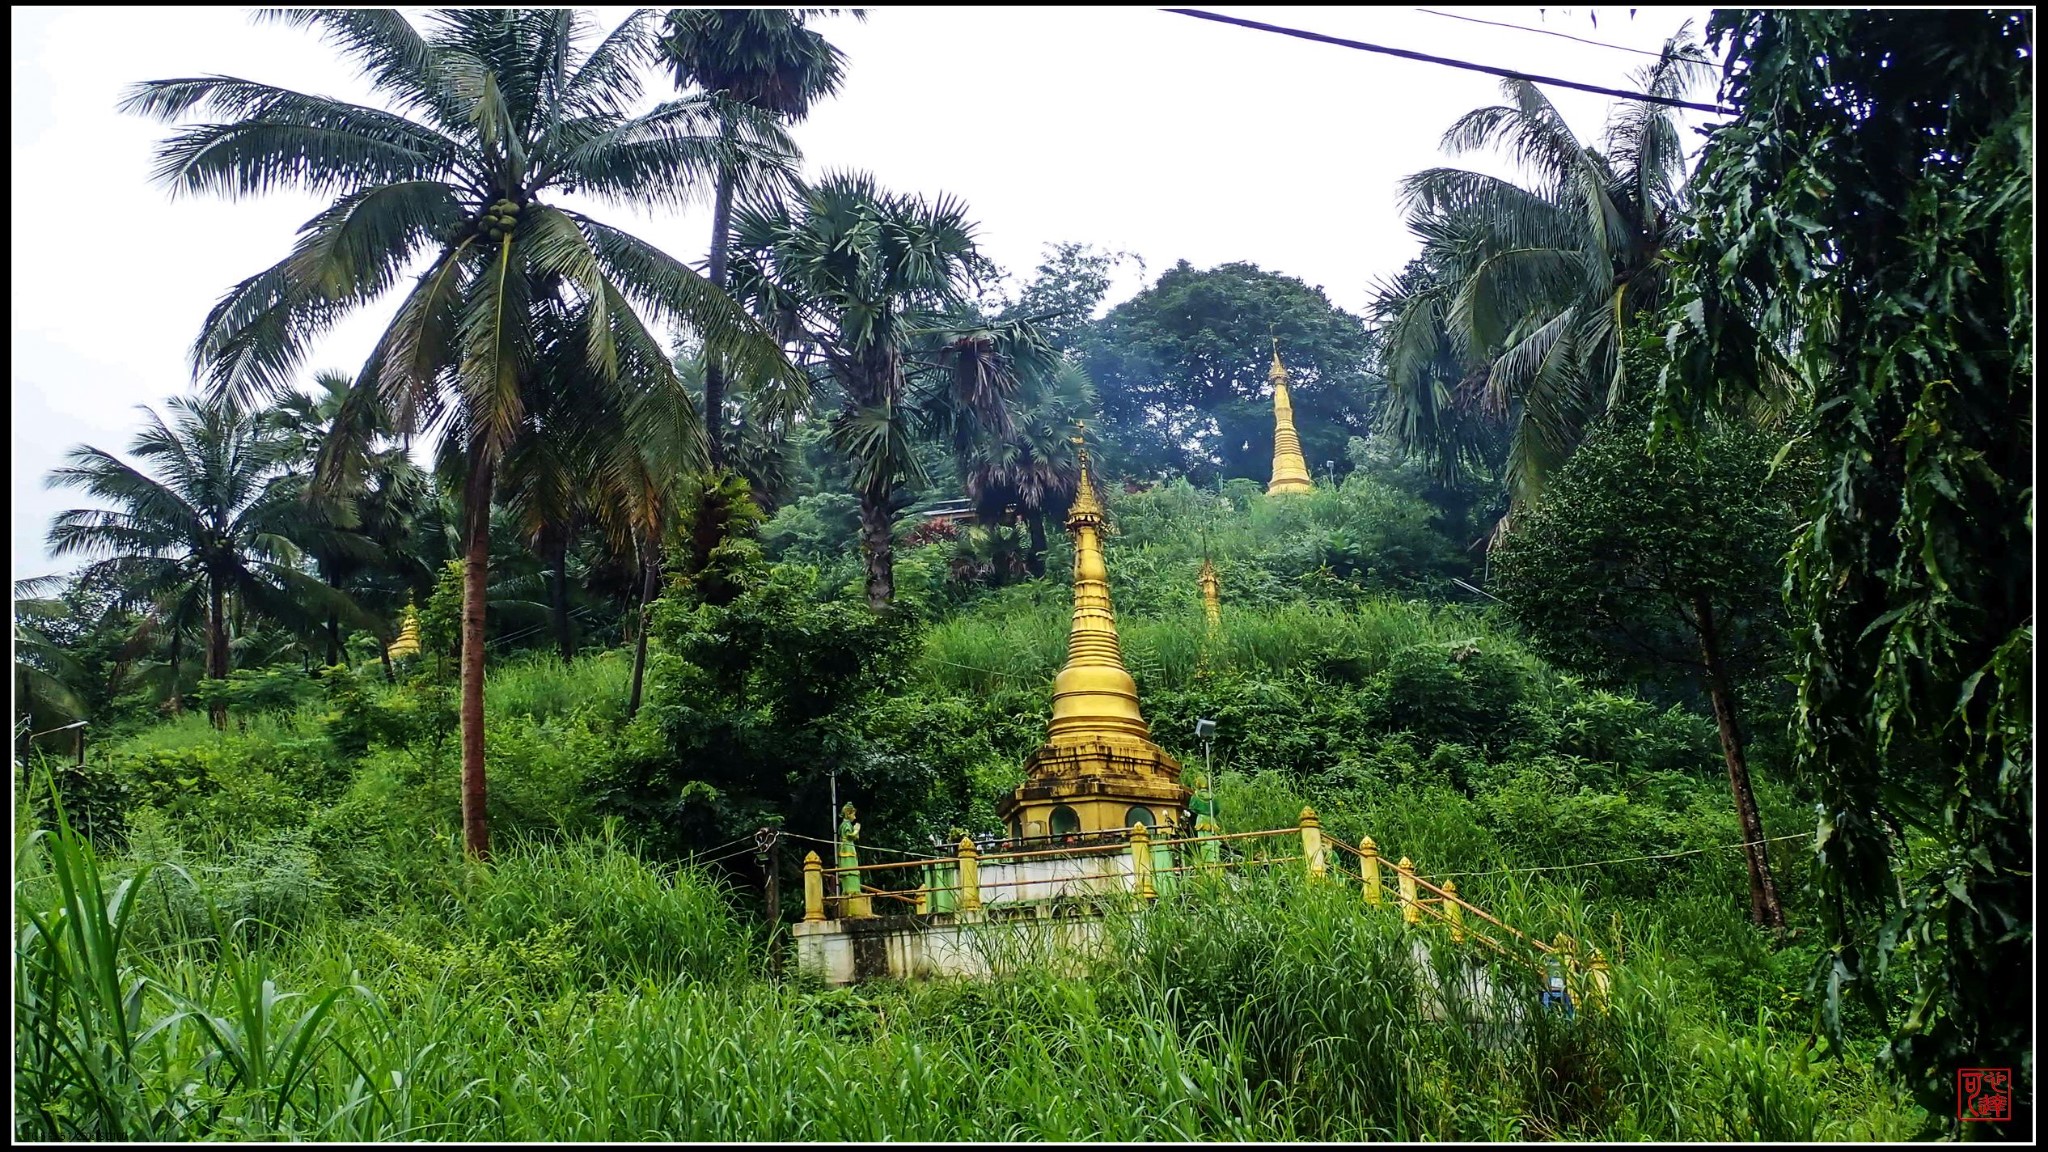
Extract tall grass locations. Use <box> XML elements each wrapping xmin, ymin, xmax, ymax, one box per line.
<box><xmin>16</xmin><ymin>807</ymin><xmax>1924</xmax><ymax>1141</ymax></box>
<box><xmin>920</xmin><ymin>595</ymin><xmax>1533</xmax><ymax>696</ymax></box>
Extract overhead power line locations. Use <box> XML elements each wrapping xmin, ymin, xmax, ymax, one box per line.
<box><xmin>1414</xmin><ymin>8</ymin><xmax>1675</xmax><ymax>60</ymax></box>
<box><xmin>1162</xmin><ymin>8</ymin><xmax>1736</xmax><ymax>116</ymax></box>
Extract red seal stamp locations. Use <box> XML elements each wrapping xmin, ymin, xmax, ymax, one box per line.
<box><xmin>1957</xmin><ymin>1067</ymin><xmax>2012</xmax><ymax>1123</ymax></box>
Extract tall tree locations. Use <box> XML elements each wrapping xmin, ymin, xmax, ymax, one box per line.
<box><xmin>728</xmin><ymin>171</ymin><xmax>1047</xmax><ymax>608</ymax></box>
<box><xmin>1082</xmin><ymin>260</ymin><xmax>1379</xmax><ymax>486</ymax></box>
<box><xmin>660</xmin><ymin>8</ymin><xmax>857</xmax><ymax>467</ymax></box>
<box><xmin>1492</xmin><ymin>412</ymin><xmax>1796</xmax><ymax>929</ymax></box>
<box><xmin>1661</xmin><ymin>10</ymin><xmax>2032</xmax><ymax>1131</ymax></box>
<box><xmin>123</xmin><ymin>9</ymin><xmax>806</xmax><ymax>857</ymax></box>
<box><xmin>44</xmin><ymin>397</ymin><xmax>353</xmax><ymax>727</ymax></box>
<box><xmin>1376</xmin><ymin>35</ymin><xmax>1708</xmax><ymax>510</ymax></box>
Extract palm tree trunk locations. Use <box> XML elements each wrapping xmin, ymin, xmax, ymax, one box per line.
<box><xmin>859</xmin><ymin>482</ymin><xmax>894</xmax><ymax>610</ymax></box>
<box><xmin>702</xmin><ymin>166</ymin><xmax>737</xmax><ymax>469</ymax></box>
<box><xmin>627</xmin><ymin>537</ymin><xmax>660</xmax><ymax>718</ymax></box>
<box><xmin>552</xmin><ymin>535</ymin><xmax>574</xmax><ymax>665</ymax></box>
<box><xmin>1026</xmin><ymin>509</ymin><xmax>1049</xmax><ymax>577</ymax></box>
<box><xmin>1695</xmin><ymin>593</ymin><xmax>1785</xmax><ymax>930</ymax></box>
<box><xmin>326</xmin><ymin>613</ymin><xmax>341</xmax><ymax>668</ymax></box>
<box><xmin>380</xmin><ymin>646</ymin><xmax>396</xmax><ymax>684</ymax></box>
<box><xmin>167</xmin><ymin>626</ymin><xmax>184</xmax><ymax>715</ymax></box>
<box><xmin>460</xmin><ymin>452</ymin><xmax>495</xmax><ymax>862</ymax></box>
<box><xmin>207</xmin><ymin>575</ymin><xmax>229</xmax><ymax>730</ymax></box>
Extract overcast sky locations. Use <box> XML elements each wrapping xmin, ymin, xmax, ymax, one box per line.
<box><xmin>10</xmin><ymin>5</ymin><xmax>1718</xmax><ymax>582</ymax></box>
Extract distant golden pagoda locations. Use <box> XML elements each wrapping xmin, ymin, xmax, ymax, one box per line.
<box><xmin>1000</xmin><ymin>438</ymin><xmax>1188</xmax><ymax>839</ymax></box>
<box><xmin>1198</xmin><ymin>557</ymin><xmax>1222</xmax><ymax>631</ymax></box>
<box><xmin>1266</xmin><ymin>340</ymin><xmax>1314</xmax><ymax>496</ymax></box>
<box><xmin>386</xmin><ymin>602</ymin><xmax>421</xmax><ymax>661</ymax></box>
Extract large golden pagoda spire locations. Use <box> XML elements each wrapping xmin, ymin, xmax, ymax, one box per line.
<box><xmin>1266</xmin><ymin>339</ymin><xmax>1314</xmax><ymax>496</ymax></box>
<box><xmin>1198</xmin><ymin>557</ymin><xmax>1221</xmax><ymax>631</ymax></box>
<box><xmin>1000</xmin><ymin>430</ymin><xmax>1187</xmax><ymax>840</ymax></box>
<box><xmin>1045</xmin><ymin>440</ymin><xmax>1151</xmax><ymax>746</ymax></box>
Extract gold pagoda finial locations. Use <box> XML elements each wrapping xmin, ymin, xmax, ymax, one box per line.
<box><xmin>1266</xmin><ymin>339</ymin><xmax>1314</xmax><ymax>496</ymax></box>
<box><xmin>1046</xmin><ymin>423</ymin><xmax>1149</xmax><ymax>747</ymax></box>
<box><xmin>1068</xmin><ymin>422</ymin><xmax>1104</xmax><ymax>524</ymax></box>
<box><xmin>1198</xmin><ymin>557</ymin><xmax>1221</xmax><ymax>630</ymax></box>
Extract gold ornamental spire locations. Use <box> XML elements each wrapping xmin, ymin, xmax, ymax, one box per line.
<box><xmin>1046</xmin><ymin>433</ymin><xmax>1152</xmax><ymax>746</ymax></box>
<box><xmin>1198</xmin><ymin>557</ymin><xmax>1221</xmax><ymax>630</ymax></box>
<box><xmin>1267</xmin><ymin>338</ymin><xmax>1314</xmax><ymax>496</ymax></box>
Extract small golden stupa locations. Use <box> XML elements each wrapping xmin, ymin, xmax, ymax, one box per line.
<box><xmin>1266</xmin><ymin>339</ymin><xmax>1314</xmax><ymax>496</ymax></box>
<box><xmin>1198</xmin><ymin>557</ymin><xmax>1222</xmax><ymax>631</ymax></box>
<box><xmin>386</xmin><ymin>601</ymin><xmax>421</xmax><ymax>661</ymax></box>
<box><xmin>1000</xmin><ymin>437</ymin><xmax>1188</xmax><ymax>839</ymax></box>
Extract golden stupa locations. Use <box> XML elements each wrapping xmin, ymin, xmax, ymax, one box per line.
<box><xmin>1000</xmin><ymin>439</ymin><xmax>1188</xmax><ymax>839</ymax></box>
<box><xmin>386</xmin><ymin>602</ymin><xmax>421</xmax><ymax>661</ymax></box>
<box><xmin>1266</xmin><ymin>340</ymin><xmax>1314</xmax><ymax>496</ymax></box>
<box><xmin>1198</xmin><ymin>557</ymin><xmax>1222</xmax><ymax>631</ymax></box>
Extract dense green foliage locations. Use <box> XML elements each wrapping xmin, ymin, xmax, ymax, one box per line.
<box><xmin>1494</xmin><ymin>413</ymin><xmax>1806</xmax><ymax>929</ymax></box>
<box><xmin>1661</xmin><ymin>9</ymin><xmax>2033</xmax><ymax>1131</ymax></box>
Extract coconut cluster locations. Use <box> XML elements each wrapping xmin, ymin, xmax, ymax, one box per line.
<box><xmin>478</xmin><ymin>198</ymin><xmax>521</xmax><ymax>243</ymax></box>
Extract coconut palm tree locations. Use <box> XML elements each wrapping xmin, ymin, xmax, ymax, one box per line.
<box><xmin>13</xmin><ymin>589</ymin><xmax>88</xmax><ymax>754</ymax></box>
<box><xmin>44</xmin><ymin>396</ymin><xmax>357</xmax><ymax>728</ymax></box>
<box><xmin>264</xmin><ymin>370</ymin><xmax>435</xmax><ymax>666</ymax></box>
<box><xmin>660</xmin><ymin>8</ymin><xmax>858</xmax><ymax>465</ymax></box>
<box><xmin>1377</xmin><ymin>34</ymin><xmax>1709</xmax><ymax>511</ymax></box>
<box><xmin>122</xmin><ymin>9</ymin><xmax>807</xmax><ymax>857</ymax></box>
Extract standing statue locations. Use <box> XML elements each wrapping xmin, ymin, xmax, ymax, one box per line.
<box><xmin>835</xmin><ymin>804</ymin><xmax>861</xmax><ymax>898</ymax></box>
<box><xmin>1189</xmin><ymin>776</ymin><xmax>1222</xmax><ymax>865</ymax></box>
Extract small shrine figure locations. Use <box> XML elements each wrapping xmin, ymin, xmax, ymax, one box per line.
<box><xmin>1189</xmin><ymin>775</ymin><xmax>1223</xmax><ymax>865</ymax></box>
<box><xmin>835</xmin><ymin>804</ymin><xmax>861</xmax><ymax>898</ymax></box>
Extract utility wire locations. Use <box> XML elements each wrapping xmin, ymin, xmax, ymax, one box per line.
<box><xmin>1428</xmin><ymin>832</ymin><xmax>1814</xmax><ymax>879</ymax></box>
<box><xmin>783</xmin><ymin>830</ymin><xmax>951</xmax><ymax>861</ymax></box>
<box><xmin>1413</xmin><ymin>8</ymin><xmax>1675</xmax><ymax>60</ymax></box>
<box><xmin>1162</xmin><ymin>8</ymin><xmax>1736</xmax><ymax>116</ymax></box>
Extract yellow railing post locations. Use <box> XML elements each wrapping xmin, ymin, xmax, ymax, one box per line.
<box><xmin>1443</xmin><ymin>878</ymin><xmax>1464</xmax><ymax>942</ymax></box>
<box><xmin>802</xmin><ymin>851</ymin><xmax>826</xmax><ymax>922</ymax></box>
<box><xmin>1397</xmin><ymin>856</ymin><xmax>1420</xmax><ymax>926</ymax></box>
<box><xmin>914</xmin><ymin>884</ymin><xmax>930</xmax><ymax>915</ymax></box>
<box><xmin>1300</xmin><ymin>806</ymin><xmax>1326</xmax><ymax>880</ymax></box>
<box><xmin>1130</xmin><ymin>823</ymin><xmax>1156</xmax><ymax>901</ymax></box>
<box><xmin>1359</xmin><ymin>836</ymin><xmax>1382</xmax><ymax>905</ymax></box>
<box><xmin>957</xmin><ymin>836</ymin><xmax>981</xmax><ymax>911</ymax></box>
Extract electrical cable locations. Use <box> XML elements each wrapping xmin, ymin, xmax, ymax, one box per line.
<box><xmin>1162</xmin><ymin>8</ymin><xmax>1735</xmax><ymax>116</ymax></box>
<box><xmin>1413</xmin><ymin>8</ymin><xmax>1677</xmax><ymax>60</ymax></box>
<box><xmin>1427</xmin><ymin>832</ymin><xmax>1814</xmax><ymax>879</ymax></box>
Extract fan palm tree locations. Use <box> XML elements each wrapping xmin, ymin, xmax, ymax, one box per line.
<box><xmin>1377</xmin><ymin>34</ymin><xmax>1709</xmax><ymax>512</ymax></box>
<box><xmin>951</xmin><ymin>359</ymin><xmax>1096</xmax><ymax>576</ymax></box>
<box><xmin>122</xmin><ymin>9</ymin><xmax>807</xmax><ymax>857</ymax></box>
<box><xmin>660</xmin><ymin>8</ymin><xmax>858</xmax><ymax>466</ymax></box>
<box><xmin>44</xmin><ymin>396</ymin><xmax>356</xmax><ymax>728</ymax></box>
<box><xmin>728</xmin><ymin>172</ymin><xmax>1004</xmax><ymax>607</ymax></box>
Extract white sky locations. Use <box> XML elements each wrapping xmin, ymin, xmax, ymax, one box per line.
<box><xmin>10</xmin><ymin>5</ymin><xmax>1718</xmax><ymax>582</ymax></box>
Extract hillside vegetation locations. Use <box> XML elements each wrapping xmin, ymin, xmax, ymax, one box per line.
<box><xmin>17</xmin><ymin>472</ymin><xmax>1926</xmax><ymax>1139</ymax></box>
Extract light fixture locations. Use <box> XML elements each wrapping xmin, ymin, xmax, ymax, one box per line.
<box><xmin>1194</xmin><ymin>718</ymin><xmax>1216</xmax><ymax>738</ymax></box>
